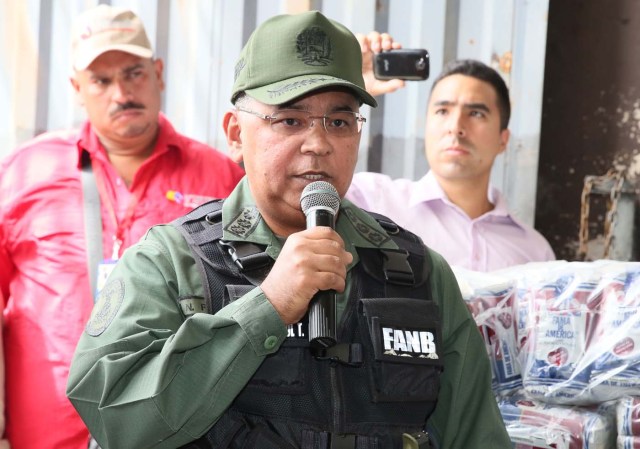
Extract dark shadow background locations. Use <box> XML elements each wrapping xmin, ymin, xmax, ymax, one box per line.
<box><xmin>536</xmin><ymin>0</ymin><xmax>640</xmax><ymax>261</ymax></box>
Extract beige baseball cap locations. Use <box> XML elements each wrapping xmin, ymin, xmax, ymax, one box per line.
<box><xmin>71</xmin><ymin>5</ymin><xmax>153</xmax><ymax>71</ymax></box>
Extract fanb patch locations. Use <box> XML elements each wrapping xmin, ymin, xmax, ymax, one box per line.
<box><xmin>381</xmin><ymin>326</ymin><xmax>439</xmax><ymax>360</ymax></box>
<box><xmin>86</xmin><ymin>278</ymin><xmax>125</xmax><ymax>336</ymax></box>
<box><xmin>362</xmin><ymin>298</ymin><xmax>443</xmax><ymax>368</ymax></box>
<box><xmin>296</xmin><ymin>26</ymin><xmax>333</xmax><ymax>66</ymax></box>
<box><xmin>371</xmin><ymin>320</ymin><xmax>441</xmax><ymax>366</ymax></box>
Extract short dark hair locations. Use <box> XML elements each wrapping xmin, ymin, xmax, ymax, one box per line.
<box><xmin>431</xmin><ymin>59</ymin><xmax>511</xmax><ymax>130</ymax></box>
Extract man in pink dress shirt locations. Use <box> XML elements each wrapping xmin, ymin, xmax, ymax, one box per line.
<box><xmin>347</xmin><ymin>33</ymin><xmax>554</xmax><ymax>272</ymax></box>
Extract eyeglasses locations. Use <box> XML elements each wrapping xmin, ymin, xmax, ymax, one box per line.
<box><xmin>236</xmin><ymin>107</ymin><xmax>366</xmax><ymax>137</ymax></box>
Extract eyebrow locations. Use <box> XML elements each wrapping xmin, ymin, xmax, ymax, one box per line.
<box><xmin>122</xmin><ymin>63</ymin><xmax>145</xmax><ymax>75</ymax></box>
<box><xmin>433</xmin><ymin>100</ymin><xmax>491</xmax><ymax>113</ymax></box>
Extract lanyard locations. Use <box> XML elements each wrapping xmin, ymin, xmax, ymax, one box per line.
<box><xmin>91</xmin><ymin>160</ymin><xmax>152</xmax><ymax>260</ymax></box>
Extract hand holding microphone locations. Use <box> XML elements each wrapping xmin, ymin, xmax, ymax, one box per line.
<box><xmin>300</xmin><ymin>181</ymin><xmax>341</xmax><ymax>349</ymax></box>
<box><xmin>260</xmin><ymin>182</ymin><xmax>351</xmax><ymax>336</ymax></box>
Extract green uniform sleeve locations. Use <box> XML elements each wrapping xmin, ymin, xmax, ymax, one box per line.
<box><xmin>66</xmin><ymin>225</ymin><xmax>287</xmax><ymax>449</ymax></box>
<box><xmin>425</xmin><ymin>250</ymin><xmax>512</xmax><ymax>449</ymax></box>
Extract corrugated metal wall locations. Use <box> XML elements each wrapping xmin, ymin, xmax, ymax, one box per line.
<box><xmin>0</xmin><ymin>0</ymin><xmax>549</xmax><ymax>227</ymax></box>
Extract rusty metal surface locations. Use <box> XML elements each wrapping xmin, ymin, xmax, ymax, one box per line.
<box><xmin>536</xmin><ymin>0</ymin><xmax>640</xmax><ymax>261</ymax></box>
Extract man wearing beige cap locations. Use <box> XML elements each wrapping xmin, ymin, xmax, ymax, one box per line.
<box><xmin>67</xmin><ymin>10</ymin><xmax>510</xmax><ymax>449</ymax></box>
<box><xmin>0</xmin><ymin>5</ymin><xmax>243</xmax><ymax>449</ymax></box>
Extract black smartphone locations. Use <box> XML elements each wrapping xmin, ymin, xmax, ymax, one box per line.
<box><xmin>373</xmin><ymin>49</ymin><xmax>430</xmax><ymax>81</ymax></box>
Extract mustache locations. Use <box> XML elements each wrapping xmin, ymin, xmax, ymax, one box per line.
<box><xmin>109</xmin><ymin>102</ymin><xmax>145</xmax><ymax>117</ymax></box>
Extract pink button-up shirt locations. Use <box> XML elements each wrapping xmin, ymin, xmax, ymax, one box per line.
<box><xmin>347</xmin><ymin>171</ymin><xmax>555</xmax><ymax>272</ymax></box>
<box><xmin>0</xmin><ymin>114</ymin><xmax>244</xmax><ymax>449</ymax></box>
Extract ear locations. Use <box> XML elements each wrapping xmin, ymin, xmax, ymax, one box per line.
<box><xmin>69</xmin><ymin>75</ymin><xmax>84</xmax><ymax>106</ymax></box>
<box><xmin>223</xmin><ymin>110</ymin><xmax>244</xmax><ymax>163</ymax></box>
<box><xmin>69</xmin><ymin>74</ymin><xmax>80</xmax><ymax>93</ymax></box>
<box><xmin>153</xmin><ymin>58</ymin><xmax>165</xmax><ymax>91</ymax></box>
<box><xmin>498</xmin><ymin>128</ymin><xmax>510</xmax><ymax>154</ymax></box>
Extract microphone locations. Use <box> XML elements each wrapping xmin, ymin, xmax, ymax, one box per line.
<box><xmin>300</xmin><ymin>181</ymin><xmax>341</xmax><ymax>350</ymax></box>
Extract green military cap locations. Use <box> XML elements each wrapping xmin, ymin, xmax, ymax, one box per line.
<box><xmin>231</xmin><ymin>10</ymin><xmax>377</xmax><ymax>107</ymax></box>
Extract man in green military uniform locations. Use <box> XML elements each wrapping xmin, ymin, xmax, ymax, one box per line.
<box><xmin>67</xmin><ymin>11</ymin><xmax>512</xmax><ymax>449</ymax></box>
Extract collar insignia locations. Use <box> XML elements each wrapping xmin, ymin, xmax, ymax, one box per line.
<box><xmin>344</xmin><ymin>208</ymin><xmax>390</xmax><ymax>247</ymax></box>
<box><xmin>225</xmin><ymin>206</ymin><xmax>261</xmax><ymax>238</ymax></box>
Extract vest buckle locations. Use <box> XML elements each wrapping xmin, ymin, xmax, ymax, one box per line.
<box><xmin>311</xmin><ymin>343</ymin><xmax>363</xmax><ymax>366</ymax></box>
<box><xmin>381</xmin><ymin>248</ymin><xmax>415</xmax><ymax>285</ymax></box>
<box><xmin>205</xmin><ymin>209</ymin><xmax>223</xmax><ymax>224</ymax></box>
<box><xmin>219</xmin><ymin>240</ymin><xmax>271</xmax><ymax>271</ymax></box>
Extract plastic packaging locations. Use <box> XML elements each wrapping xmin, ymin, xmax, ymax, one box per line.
<box><xmin>499</xmin><ymin>395</ymin><xmax>616</xmax><ymax>449</ymax></box>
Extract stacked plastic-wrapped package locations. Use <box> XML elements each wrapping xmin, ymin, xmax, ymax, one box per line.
<box><xmin>617</xmin><ymin>397</ymin><xmax>640</xmax><ymax>448</ymax></box>
<box><xmin>499</xmin><ymin>395</ymin><xmax>615</xmax><ymax>449</ymax></box>
<box><xmin>456</xmin><ymin>269</ymin><xmax>522</xmax><ymax>397</ymax></box>
<box><xmin>454</xmin><ymin>261</ymin><xmax>640</xmax><ymax>449</ymax></box>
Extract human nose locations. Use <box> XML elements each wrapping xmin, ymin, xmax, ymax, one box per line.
<box><xmin>112</xmin><ymin>78</ymin><xmax>134</xmax><ymax>103</ymax></box>
<box><xmin>447</xmin><ymin>111</ymin><xmax>466</xmax><ymax>137</ymax></box>
<box><xmin>300</xmin><ymin>118</ymin><xmax>332</xmax><ymax>155</ymax></box>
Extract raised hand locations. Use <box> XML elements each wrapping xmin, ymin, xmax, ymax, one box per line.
<box><xmin>357</xmin><ymin>31</ymin><xmax>406</xmax><ymax>97</ymax></box>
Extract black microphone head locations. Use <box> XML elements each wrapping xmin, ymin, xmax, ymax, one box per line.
<box><xmin>300</xmin><ymin>181</ymin><xmax>340</xmax><ymax>217</ymax></box>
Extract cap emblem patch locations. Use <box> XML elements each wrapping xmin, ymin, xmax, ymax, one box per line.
<box><xmin>297</xmin><ymin>27</ymin><xmax>333</xmax><ymax>66</ymax></box>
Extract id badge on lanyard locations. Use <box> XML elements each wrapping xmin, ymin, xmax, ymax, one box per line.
<box><xmin>95</xmin><ymin>237</ymin><xmax>122</xmax><ymax>297</ymax></box>
<box><xmin>91</xmin><ymin>159</ymin><xmax>148</xmax><ymax>297</ymax></box>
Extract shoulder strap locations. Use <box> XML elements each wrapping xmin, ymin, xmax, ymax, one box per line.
<box><xmin>80</xmin><ymin>150</ymin><xmax>103</xmax><ymax>302</ymax></box>
<box><xmin>361</xmin><ymin>210</ymin><xmax>432</xmax><ymax>301</ymax></box>
<box><xmin>172</xmin><ymin>201</ymin><xmax>273</xmax><ymax>314</ymax></box>
<box><xmin>172</xmin><ymin>200</ymin><xmax>228</xmax><ymax>314</ymax></box>
<box><xmin>172</xmin><ymin>200</ymin><xmax>272</xmax><ymax>281</ymax></box>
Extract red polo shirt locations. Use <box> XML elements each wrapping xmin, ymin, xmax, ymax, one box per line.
<box><xmin>0</xmin><ymin>114</ymin><xmax>244</xmax><ymax>449</ymax></box>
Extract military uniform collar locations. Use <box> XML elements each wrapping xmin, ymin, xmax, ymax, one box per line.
<box><xmin>221</xmin><ymin>179</ymin><xmax>399</xmax><ymax>261</ymax></box>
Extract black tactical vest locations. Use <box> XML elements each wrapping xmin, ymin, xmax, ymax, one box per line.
<box><xmin>172</xmin><ymin>201</ymin><xmax>442</xmax><ymax>449</ymax></box>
